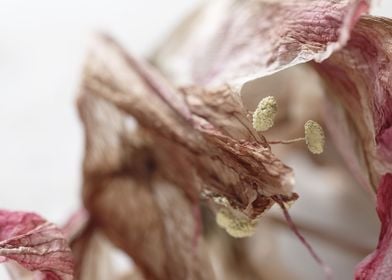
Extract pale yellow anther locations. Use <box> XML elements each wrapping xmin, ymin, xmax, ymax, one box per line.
<box><xmin>212</xmin><ymin>196</ymin><xmax>230</xmax><ymax>207</ymax></box>
<box><xmin>216</xmin><ymin>207</ymin><xmax>256</xmax><ymax>238</ymax></box>
<box><xmin>252</xmin><ymin>96</ymin><xmax>277</xmax><ymax>132</ymax></box>
<box><xmin>304</xmin><ymin>120</ymin><xmax>325</xmax><ymax>154</ymax></box>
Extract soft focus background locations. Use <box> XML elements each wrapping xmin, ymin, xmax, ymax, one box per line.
<box><xmin>0</xmin><ymin>1</ymin><xmax>391</xmax><ymax>279</ymax></box>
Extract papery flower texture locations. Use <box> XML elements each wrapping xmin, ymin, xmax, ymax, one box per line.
<box><xmin>2</xmin><ymin>0</ymin><xmax>392</xmax><ymax>279</ymax></box>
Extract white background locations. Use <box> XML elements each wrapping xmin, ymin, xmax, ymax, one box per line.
<box><xmin>0</xmin><ymin>0</ymin><xmax>391</xmax><ymax>279</ymax></box>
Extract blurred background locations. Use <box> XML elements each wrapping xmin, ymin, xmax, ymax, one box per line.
<box><xmin>0</xmin><ymin>0</ymin><xmax>391</xmax><ymax>279</ymax></box>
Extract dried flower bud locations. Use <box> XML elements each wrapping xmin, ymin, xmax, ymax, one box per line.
<box><xmin>216</xmin><ymin>207</ymin><xmax>256</xmax><ymax>238</ymax></box>
<box><xmin>304</xmin><ymin>120</ymin><xmax>325</xmax><ymax>154</ymax></box>
<box><xmin>252</xmin><ymin>96</ymin><xmax>277</xmax><ymax>132</ymax></box>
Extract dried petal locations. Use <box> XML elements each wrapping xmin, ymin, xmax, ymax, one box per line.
<box><xmin>0</xmin><ymin>210</ymin><xmax>74</xmax><ymax>280</ymax></box>
<box><xmin>80</xmin><ymin>35</ymin><xmax>295</xmax><ymax>218</ymax></box>
<box><xmin>314</xmin><ymin>17</ymin><xmax>392</xmax><ymax>192</ymax></box>
<box><xmin>313</xmin><ymin>16</ymin><xmax>392</xmax><ymax>278</ymax></box>
<box><xmin>355</xmin><ymin>174</ymin><xmax>392</xmax><ymax>279</ymax></box>
<box><xmin>304</xmin><ymin>120</ymin><xmax>325</xmax><ymax>154</ymax></box>
<box><xmin>252</xmin><ymin>96</ymin><xmax>277</xmax><ymax>132</ymax></box>
<box><xmin>78</xmin><ymin>35</ymin><xmax>296</xmax><ymax>279</ymax></box>
<box><xmin>154</xmin><ymin>0</ymin><xmax>369</xmax><ymax>89</ymax></box>
<box><xmin>77</xmin><ymin>0</ymin><xmax>376</xmax><ymax>278</ymax></box>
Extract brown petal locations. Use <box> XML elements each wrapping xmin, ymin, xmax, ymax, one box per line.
<box><xmin>77</xmin><ymin>34</ymin><xmax>296</xmax><ymax>278</ymax></box>
<box><xmin>79</xmin><ymin>34</ymin><xmax>295</xmax><ymax>218</ymax></box>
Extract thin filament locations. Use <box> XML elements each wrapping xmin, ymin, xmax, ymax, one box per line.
<box><xmin>268</xmin><ymin>137</ymin><xmax>305</xmax><ymax>144</ymax></box>
<box><xmin>274</xmin><ymin>197</ymin><xmax>334</xmax><ymax>280</ymax></box>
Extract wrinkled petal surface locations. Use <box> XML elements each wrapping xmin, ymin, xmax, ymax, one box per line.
<box><xmin>77</xmin><ymin>34</ymin><xmax>299</xmax><ymax>279</ymax></box>
<box><xmin>316</xmin><ymin>17</ymin><xmax>392</xmax><ymax>193</ymax></box>
<box><xmin>0</xmin><ymin>210</ymin><xmax>74</xmax><ymax>280</ymax></box>
<box><xmin>355</xmin><ymin>174</ymin><xmax>392</xmax><ymax>279</ymax></box>
<box><xmin>154</xmin><ymin>0</ymin><xmax>369</xmax><ymax>89</ymax></box>
<box><xmin>313</xmin><ymin>16</ymin><xmax>392</xmax><ymax>279</ymax></box>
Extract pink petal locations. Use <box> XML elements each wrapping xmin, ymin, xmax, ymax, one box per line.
<box><xmin>314</xmin><ymin>17</ymin><xmax>392</xmax><ymax>278</ymax></box>
<box><xmin>0</xmin><ymin>210</ymin><xmax>74</xmax><ymax>280</ymax></box>
<box><xmin>154</xmin><ymin>0</ymin><xmax>369</xmax><ymax>88</ymax></box>
<box><xmin>355</xmin><ymin>174</ymin><xmax>392</xmax><ymax>279</ymax></box>
<box><xmin>315</xmin><ymin>17</ymin><xmax>392</xmax><ymax>193</ymax></box>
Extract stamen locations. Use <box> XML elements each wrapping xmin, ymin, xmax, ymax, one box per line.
<box><xmin>252</xmin><ymin>96</ymin><xmax>277</xmax><ymax>132</ymax></box>
<box><xmin>268</xmin><ymin>137</ymin><xmax>305</xmax><ymax>144</ymax></box>
<box><xmin>216</xmin><ymin>207</ymin><xmax>256</xmax><ymax>238</ymax></box>
<box><xmin>267</xmin><ymin>120</ymin><xmax>325</xmax><ymax>155</ymax></box>
<box><xmin>304</xmin><ymin>120</ymin><xmax>325</xmax><ymax>154</ymax></box>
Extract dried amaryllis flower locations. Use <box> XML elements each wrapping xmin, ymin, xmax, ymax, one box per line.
<box><xmin>75</xmin><ymin>0</ymin><xmax>392</xmax><ymax>279</ymax></box>
<box><xmin>153</xmin><ymin>0</ymin><xmax>392</xmax><ymax>278</ymax></box>
<box><xmin>0</xmin><ymin>210</ymin><xmax>74</xmax><ymax>280</ymax></box>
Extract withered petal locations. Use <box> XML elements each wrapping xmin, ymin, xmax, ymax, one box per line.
<box><xmin>153</xmin><ymin>0</ymin><xmax>369</xmax><ymax>89</ymax></box>
<box><xmin>79</xmin><ymin>35</ymin><xmax>295</xmax><ymax>217</ymax></box>
<box><xmin>77</xmin><ymin>34</ymin><xmax>296</xmax><ymax>279</ymax></box>
<box><xmin>0</xmin><ymin>210</ymin><xmax>74</xmax><ymax>280</ymax></box>
<box><xmin>355</xmin><ymin>174</ymin><xmax>392</xmax><ymax>280</ymax></box>
<box><xmin>315</xmin><ymin>17</ymin><xmax>392</xmax><ymax>193</ymax></box>
<box><xmin>77</xmin><ymin>0</ymin><xmax>382</xmax><ymax>278</ymax></box>
<box><xmin>314</xmin><ymin>16</ymin><xmax>392</xmax><ymax>279</ymax></box>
